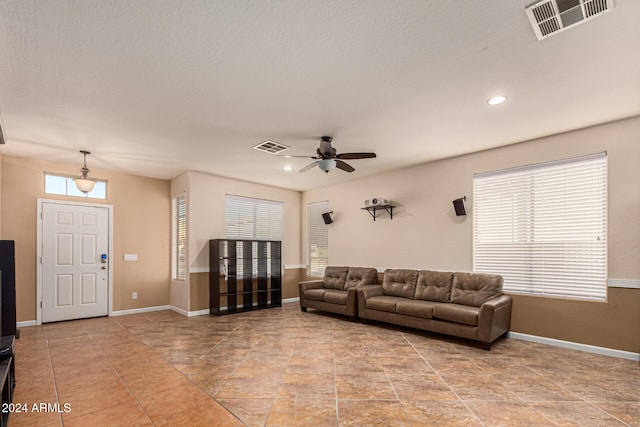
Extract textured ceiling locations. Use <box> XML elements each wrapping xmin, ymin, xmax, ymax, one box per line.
<box><xmin>1</xmin><ymin>0</ymin><xmax>639</xmax><ymax>191</ymax></box>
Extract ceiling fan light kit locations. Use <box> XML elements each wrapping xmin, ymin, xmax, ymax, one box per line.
<box><xmin>318</xmin><ymin>159</ymin><xmax>337</xmax><ymax>172</ymax></box>
<box><xmin>74</xmin><ymin>150</ymin><xmax>96</xmax><ymax>193</ymax></box>
<box><xmin>282</xmin><ymin>136</ymin><xmax>376</xmax><ymax>174</ymax></box>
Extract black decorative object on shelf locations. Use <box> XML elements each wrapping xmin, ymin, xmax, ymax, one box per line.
<box><xmin>209</xmin><ymin>239</ymin><xmax>282</xmax><ymax>316</ymax></box>
<box><xmin>361</xmin><ymin>204</ymin><xmax>395</xmax><ymax>221</ymax></box>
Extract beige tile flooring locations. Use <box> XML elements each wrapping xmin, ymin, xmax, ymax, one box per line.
<box><xmin>9</xmin><ymin>302</ymin><xmax>640</xmax><ymax>426</ymax></box>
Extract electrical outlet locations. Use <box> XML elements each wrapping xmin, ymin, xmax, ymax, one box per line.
<box><xmin>131</xmin><ymin>292</ymin><xmax>137</xmax><ymax>300</ymax></box>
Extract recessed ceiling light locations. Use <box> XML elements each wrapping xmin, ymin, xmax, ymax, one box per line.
<box><xmin>283</xmin><ymin>165</ymin><xmax>293</xmax><ymax>172</ymax></box>
<box><xmin>487</xmin><ymin>96</ymin><xmax>507</xmax><ymax>106</ymax></box>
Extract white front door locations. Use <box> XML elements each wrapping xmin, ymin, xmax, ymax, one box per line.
<box><xmin>42</xmin><ymin>202</ymin><xmax>109</xmax><ymax>322</ymax></box>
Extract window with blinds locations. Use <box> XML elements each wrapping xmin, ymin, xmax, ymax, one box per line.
<box><xmin>308</xmin><ymin>201</ymin><xmax>329</xmax><ymax>277</ymax></box>
<box><xmin>225</xmin><ymin>195</ymin><xmax>283</xmax><ymax>240</ymax></box>
<box><xmin>172</xmin><ymin>194</ymin><xmax>187</xmax><ymax>281</ymax></box>
<box><xmin>473</xmin><ymin>153</ymin><xmax>607</xmax><ymax>301</ymax></box>
<box><xmin>225</xmin><ymin>195</ymin><xmax>284</xmax><ymax>274</ymax></box>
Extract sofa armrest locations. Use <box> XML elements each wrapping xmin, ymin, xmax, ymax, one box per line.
<box><xmin>299</xmin><ymin>280</ymin><xmax>324</xmax><ymax>293</ymax></box>
<box><xmin>358</xmin><ymin>284</ymin><xmax>383</xmax><ymax>298</ymax></box>
<box><xmin>478</xmin><ymin>295</ymin><xmax>513</xmax><ymax>344</ymax></box>
<box><xmin>298</xmin><ymin>280</ymin><xmax>324</xmax><ymax>309</ymax></box>
<box><xmin>357</xmin><ymin>284</ymin><xmax>384</xmax><ymax>314</ymax></box>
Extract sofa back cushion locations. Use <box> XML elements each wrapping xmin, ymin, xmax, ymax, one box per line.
<box><xmin>382</xmin><ymin>269</ymin><xmax>418</xmax><ymax>298</ymax></box>
<box><xmin>345</xmin><ymin>267</ymin><xmax>378</xmax><ymax>289</ymax></box>
<box><xmin>450</xmin><ymin>272</ymin><xmax>503</xmax><ymax>307</ymax></box>
<box><xmin>323</xmin><ymin>266</ymin><xmax>349</xmax><ymax>290</ymax></box>
<box><xmin>415</xmin><ymin>270</ymin><xmax>454</xmax><ymax>302</ymax></box>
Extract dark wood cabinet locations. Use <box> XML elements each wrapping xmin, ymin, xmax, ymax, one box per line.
<box><xmin>209</xmin><ymin>239</ymin><xmax>281</xmax><ymax>315</ymax></box>
<box><xmin>0</xmin><ymin>241</ymin><xmax>17</xmax><ymax>337</ymax></box>
<box><xmin>0</xmin><ymin>336</ymin><xmax>15</xmax><ymax>427</ymax></box>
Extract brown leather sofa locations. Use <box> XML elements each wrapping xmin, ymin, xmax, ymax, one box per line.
<box><xmin>299</xmin><ymin>266</ymin><xmax>378</xmax><ymax>320</ymax></box>
<box><xmin>357</xmin><ymin>269</ymin><xmax>512</xmax><ymax>350</ymax></box>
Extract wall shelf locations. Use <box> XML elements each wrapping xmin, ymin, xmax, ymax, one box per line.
<box><xmin>361</xmin><ymin>204</ymin><xmax>395</xmax><ymax>221</ymax></box>
<box><xmin>209</xmin><ymin>239</ymin><xmax>281</xmax><ymax>316</ymax></box>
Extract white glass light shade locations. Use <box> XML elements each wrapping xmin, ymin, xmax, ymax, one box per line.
<box><xmin>318</xmin><ymin>159</ymin><xmax>337</xmax><ymax>172</ymax></box>
<box><xmin>75</xmin><ymin>177</ymin><xmax>96</xmax><ymax>193</ymax></box>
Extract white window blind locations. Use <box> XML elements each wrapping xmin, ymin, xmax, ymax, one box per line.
<box><xmin>225</xmin><ymin>195</ymin><xmax>284</xmax><ymax>275</ymax></box>
<box><xmin>473</xmin><ymin>153</ymin><xmax>607</xmax><ymax>301</ymax></box>
<box><xmin>225</xmin><ymin>195</ymin><xmax>283</xmax><ymax>240</ymax></box>
<box><xmin>308</xmin><ymin>201</ymin><xmax>329</xmax><ymax>277</ymax></box>
<box><xmin>172</xmin><ymin>194</ymin><xmax>187</xmax><ymax>281</ymax></box>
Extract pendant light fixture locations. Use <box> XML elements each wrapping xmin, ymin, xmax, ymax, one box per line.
<box><xmin>74</xmin><ymin>150</ymin><xmax>96</xmax><ymax>193</ymax></box>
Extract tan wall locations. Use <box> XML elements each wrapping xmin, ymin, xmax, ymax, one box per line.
<box><xmin>1</xmin><ymin>155</ymin><xmax>171</xmax><ymax>321</ymax></box>
<box><xmin>511</xmin><ymin>289</ymin><xmax>638</xmax><ymax>352</ymax></box>
<box><xmin>190</xmin><ymin>272</ymin><xmax>209</xmax><ymax>311</ymax></box>
<box><xmin>302</xmin><ymin>116</ymin><xmax>640</xmax><ymax>353</ymax></box>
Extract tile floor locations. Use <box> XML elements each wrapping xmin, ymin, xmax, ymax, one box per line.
<box><xmin>9</xmin><ymin>302</ymin><xmax>640</xmax><ymax>426</ymax></box>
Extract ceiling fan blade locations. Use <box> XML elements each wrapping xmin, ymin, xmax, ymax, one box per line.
<box><xmin>335</xmin><ymin>160</ymin><xmax>355</xmax><ymax>173</ymax></box>
<box><xmin>336</xmin><ymin>152</ymin><xmax>377</xmax><ymax>160</ymax></box>
<box><xmin>277</xmin><ymin>154</ymin><xmax>318</xmax><ymax>159</ymax></box>
<box><xmin>299</xmin><ymin>161</ymin><xmax>319</xmax><ymax>172</ymax></box>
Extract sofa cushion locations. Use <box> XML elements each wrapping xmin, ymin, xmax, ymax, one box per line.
<box><xmin>450</xmin><ymin>272</ymin><xmax>503</xmax><ymax>307</ymax></box>
<box><xmin>395</xmin><ymin>299</ymin><xmax>437</xmax><ymax>319</ymax></box>
<box><xmin>382</xmin><ymin>269</ymin><xmax>418</xmax><ymax>298</ymax></box>
<box><xmin>433</xmin><ymin>304</ymin><xmax>480</xmax><ymax>326</ymax></box>
<box><xmin>345</xmin><ymin>267</ymin><xmax>378</xmax><ymax>289</ymax></box>
<box><xmin>323</xmin><ymin>289</ymin><xmax>348</xmax><ymax>305</ymax></box>
<box><xmin>415</xmin><ymin>270</ymin><xmax>454</xmax><ymax>302</ymax></box>
<box><xmin>323</xmin><ymin>266</ymin><xmax>349</xmax><ymax>290</ymax></box>
<box><xmin>304</xmin><ymin>288</ymin><xmax>326</xmax><ymax>301</ymax></box>
<box><xmin>365</xmin><ymin>296</ymin><xmax>399</xmax><ymax>313</ymax></box>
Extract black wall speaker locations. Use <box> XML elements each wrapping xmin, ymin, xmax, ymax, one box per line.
<box><xmin>322</xmin><ymin>211</ymin><xmax>333</xmax><ymax>224</ymax></box>
<box><xmin>453</xmin><ymin>197</ymin><xmax>467</xmax><ymax>216</ymax></box>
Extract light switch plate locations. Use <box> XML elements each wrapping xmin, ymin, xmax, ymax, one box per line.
<box><xmin>124</xmin><ymin>254</ymin><xmax>138</xmax><ymax>262</ymax></box>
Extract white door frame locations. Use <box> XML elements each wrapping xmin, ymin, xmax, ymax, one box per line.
<box><xmin>36</xmin><ymin>198</ymin><xmax>114</xmax><ymax>325</ymax></box>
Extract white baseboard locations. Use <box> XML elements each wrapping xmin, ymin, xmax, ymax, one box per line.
<box><xmin>17</xmin><ymin>320</ymin><xmax>37</xmax><ymax>328</ymax></box>
<box><xmin>187</xmin><ymin>309</ymin><xmax>210</xmax><ymax>317</ymax></box>
<box><xmin>110</xmin><ymin>305</ymin><xmax>171</xmax><ymax>317</ymax></box>
<box><xmin>608</xmin><ymin>278</ymin><xmax>640</xmax><ymax>289</ymax></box>
<box><xmin>508</xmin><ymin>331</ymin><xmax>640</xmax><ymax>361</ymax></box>
<box><xmin>173</xmin><ymin>300</ymin><xmax>299</xmax><ymax>317</ymax></box>
<box><xmin>171</xmin><ymin>307</ymin><xmax>210</xmax><ymax>317</ymax></box>
<box><xmin>169</xmin><ymin>306</ymin><xmax>189</xmax><ymax>316</ymax></box>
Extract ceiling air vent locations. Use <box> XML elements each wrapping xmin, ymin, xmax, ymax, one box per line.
<box><xmin>525</xmin><ymin>0</ymin><xmax>614</xmax><ymax>40</ymax></box>
<box><xmin>253</xmin><ymin>140</ymin><xmax>289</xmax><ymax>154</ymax></box>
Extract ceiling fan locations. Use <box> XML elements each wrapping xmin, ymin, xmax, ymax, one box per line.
<box><xmin>281</xmin><ymin>136</ymin><xmax>376</xmax><ymax>173</ymax></box>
